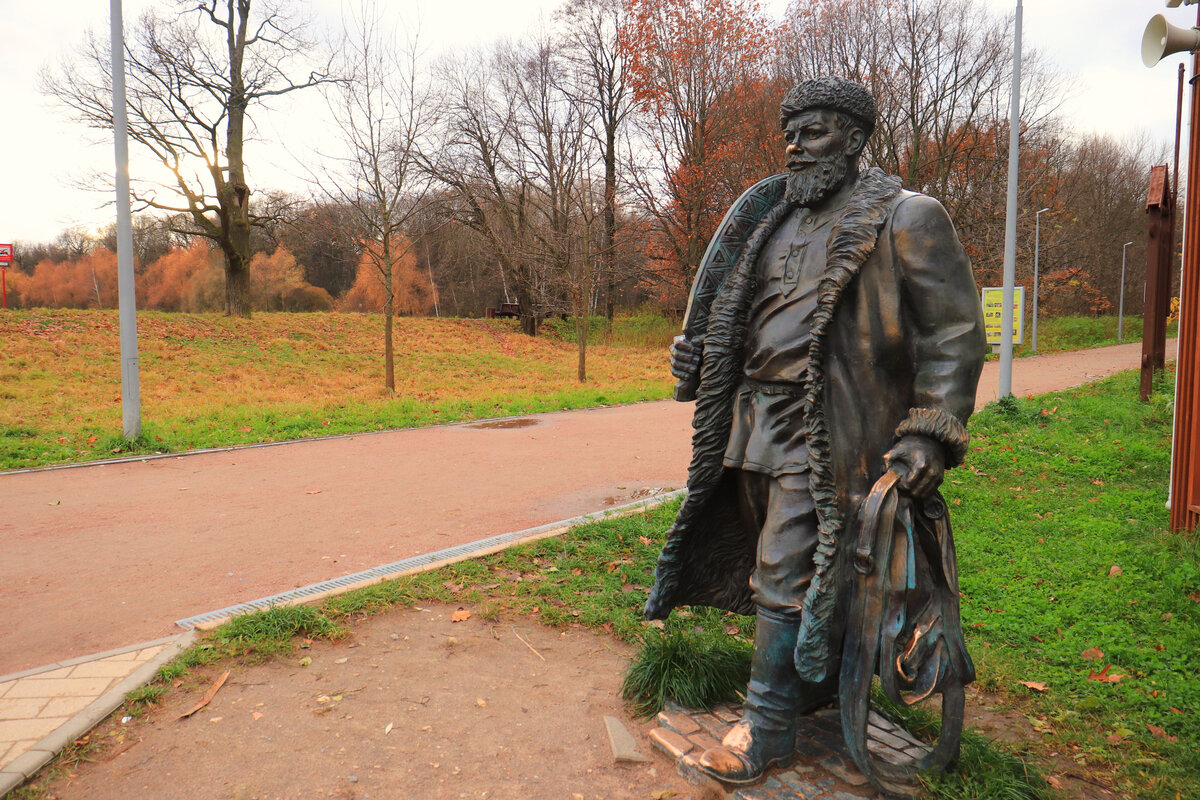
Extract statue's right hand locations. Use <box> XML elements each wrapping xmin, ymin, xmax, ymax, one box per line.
<box><xmin>669</xmin><ymin>334</ymin><xmax>703</xmax><ymax>382</ymax></box>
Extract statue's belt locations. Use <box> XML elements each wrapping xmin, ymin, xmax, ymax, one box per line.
<box><xmin>741</xmin><ymin>377</ymin><xmax>806</xmax><ymax>396</ymax></box>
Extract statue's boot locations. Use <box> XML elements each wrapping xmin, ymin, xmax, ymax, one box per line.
<box><xmin>696</xmin><ymin>610</ymin><xmax>807</xmax><ymax>786</ymax></box>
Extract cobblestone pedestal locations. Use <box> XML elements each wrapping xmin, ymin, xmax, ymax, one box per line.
<box><xmin>647</xmin><ymin>702</ymin><xmax>929</xmax><ymax>800</ymax></box>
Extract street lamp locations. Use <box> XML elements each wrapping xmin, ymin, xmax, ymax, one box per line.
<box><xmin>1032</xmin><ymin>207</ymin><xmax>1050</xmax><ymax>353</ymax></box>
<box><xmin>1119</xmin><ymin>241</ymin><xmax>1134</xmax><ymax>343</ymax></box>
<box><xmin>998</xmin><ymin>0</ymin><xmax>1024</xmax><ymax>398</ymax></box>
<box><xmin>111</xmin><ymin>0</ymin><xmax>141</xmax><ymax>439</ymax></box>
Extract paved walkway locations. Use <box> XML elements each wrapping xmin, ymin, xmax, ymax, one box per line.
<box><xmin>0</xmin><ymin>339</ymin><xmax>1175</xmax><ymax>795</ymax></box>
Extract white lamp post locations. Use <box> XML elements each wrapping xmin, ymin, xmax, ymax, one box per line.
<box><xmin>998</xmin><ymin>0</ymin><xmax>1023</xmax><ymax>398</ymax></box>
<box><xmin>110</xmin><ymin>0</ymin><xmax>140</xmax><ymax>439</ymax></box>
<box><xmin>1032</xmin><ymin>207</ymin><xmax>1050</xmax><ymax>353</ymax></box>
<box><xmin>1119</xmin><ymin>241</ymin><xmax>1134</xmax><ymax>343</ymax></box>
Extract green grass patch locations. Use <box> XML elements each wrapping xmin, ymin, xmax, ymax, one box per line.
<box><xmin>947</xmin><ymin>369</ymin><xmax>1194</xmax><ymax>799</ymax></box>
<box><xmin>622</xmin><ymin>615</ymin><xmax>753</xmax><ymax>716</ymax></box>
<box><xmin>211</xmin><ymin>604</ymin><xmax>347</xmax><ymax>656</ymax></box>
<box><xmin>873</xmin><ymin>690</ymin><xmax>1050</xmax><ymax>800</ymax></box>
<box><xmin>123</xmin><ymin>682</ymin><xmax>169</xmax><ymax>715</ymax></box>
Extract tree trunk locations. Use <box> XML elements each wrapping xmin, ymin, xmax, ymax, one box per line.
<box><xmin>383</xmin><ymin>233</ymin><xmax>396</xmax><ymax>390</ymax></box>
<box><xmin>384</xmin><ymin>302</ymin><xmax>395</xmax><ymax>392</ymax></box>
<box><xmin>517</xmin><ymin>285</ymin><xmax>538</xmax><ymax>336</ymax></box>
<box><xmin>603</xmin><ymin>123</ymin><xmax>617</xmax><ymax>326</ymax></box>
<box><xmin>224</xmin><ymin>247</ymin><xmax>252</xmax><ymax>317</ymax></box>
<box><xmin>577</xmin><ymin>303</ymin><xmax>587</xmax><ymax>382</ymax></box>
<box><xmin>222</xmin><ymin>1</ymin><xmax>254</xmax><ymax>318</ymax></box>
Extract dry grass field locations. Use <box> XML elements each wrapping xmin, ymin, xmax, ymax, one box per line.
<box><xmin>0</xmin><ymin>309</ymin><xmax>676</xmax><ymax>470</ymax></box>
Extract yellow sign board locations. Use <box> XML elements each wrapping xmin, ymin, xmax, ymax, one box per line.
<box><xmin>981</xmin><ymin>287</ymin><xmax>1025</xmax><ymax>345</ymax></box>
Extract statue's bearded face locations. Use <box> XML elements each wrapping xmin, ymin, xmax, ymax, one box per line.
<box><xmin>782</xmin><ymin>109</ymin><xmax>857</xmax><ymax>208</ymax></box>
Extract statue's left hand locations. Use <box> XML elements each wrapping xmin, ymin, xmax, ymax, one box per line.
<box><xmin>883</xmin><ymin>435</ymin><xmax>946</xmax><ymax>499</ymax></box>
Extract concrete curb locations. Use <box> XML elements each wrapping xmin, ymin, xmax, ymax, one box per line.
<box><xmin>0</xmin><ymin>632</ymin><xmax>194</xmax><ymax>798</ymax></box>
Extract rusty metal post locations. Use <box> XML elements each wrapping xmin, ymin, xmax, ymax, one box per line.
<box><xmin>1170</xmin><ymin>38</ymin><xmax>1200</xmax><ymax>532</ymax></box>
<box><xmin>1143</xmin><ymin>165</ymin><xmax>1172</xmax><ymax>401</ymax></box>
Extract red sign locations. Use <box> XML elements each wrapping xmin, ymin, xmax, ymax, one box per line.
<box><xmin>0</xmin><ymin>244</ymin><xmax>12</xmax><ymax>264</ymax></box>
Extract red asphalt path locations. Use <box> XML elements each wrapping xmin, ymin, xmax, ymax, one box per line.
<box><xmin>0</xmin><ymin>340</ymin><xmax>1175</xmax><ymax>675</ymax></box>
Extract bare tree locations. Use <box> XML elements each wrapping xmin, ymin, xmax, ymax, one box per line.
<box><xmin>317</xmin><ymin>2</ymin><xmax>434</xmax><ymax>391</ymax></box>
<box><xmin>777</xmin><ymin>0</ymin><xmax>1072</xmax><ymax>291</ymax></box>
<box><xmin>429</xmin><ymin>37</ymin><xmax>594</xmax><ymax>336</ymax></box>
<box><xmin>42</xmin><ymin>0</ymin><xmax>331</xmax><ymax>316</ymax></box>
<box><xmin>557</xmin><ymin>0</ymin><xmax>634</xmax><ymax>324</ymax></box>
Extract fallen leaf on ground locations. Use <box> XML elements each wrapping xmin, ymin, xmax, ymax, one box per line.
<box><xmin>638</xmin><ymin>536</ymin><xmax>653</xmax><ymax>546</ymax></box>
<box><xmin>1046</xmin><ymin>776</ymin><xmax>1064</xmax><ymax>790</ymax></box>
<box><xmin>451</xmin><ymin>608</ymin><xmax>471</xmax><ymax>622</ymax></box>
<box><xmin>305</xmin><ymin>489</ymin><xmax>322</xmax><ymax>495</ymax></box>
<box><xmin>384</xmin><ymin>722</ymin><xmax>394</xmax><ymax>735</ymax></box>
<box><xmin>334</xmin><ymin>657</ymin><xmax>348</xmax><ymax>664</ymax></box>
<box><xmin>1080</xmin><ymin>647</ymin><xmax>1104</xmax><ymax>660</ymax></box>
<box><xmin>298</xmin><ymin>657</ymin><xmax>312</xmax><ymax>667</ymax></box>
<box><xmin>1089</xmin><ymin>665</ymin><xmax>1126</xmax><ymax>683</ymax></box>
<box><xmin>1019</xmin><ymin>681</ymin><xmax>1048</xmax><ymax>692</ymax></box>
<box><xmin>476</xmin><ymin>698</ymin><xmax>487</xmax><ymax>708</ymax></box>
<box><xmin>251</xmin><ymin>712</ymin><xmax>263</xmax><ymax>721</ymax></box>
<box><xmin>1146</xmin><ymin>724</ymin><xmax>1178</xmax><ymax>742</ymax></box>
<box><xmin>1109</xmin><ymin>565</ymin><xmax>1123</xmax><ymax>577</ymax></box>
<box><xmin>177</xmin><ymin>670</ymin><xmax>230</xmax><ymax>720</ymax></box>
<box><xmin>651</xmin><ymin>791</ymin><xmax>678</xmax><ymax>800</ymax></box>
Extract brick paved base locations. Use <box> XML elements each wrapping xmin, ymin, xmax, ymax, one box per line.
<box><xmin>647</xmin><ymin>701</ymin><xmax>930</xmax><ymax>800</ymax></box>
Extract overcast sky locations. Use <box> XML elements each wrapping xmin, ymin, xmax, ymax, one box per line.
<box><xmin>0</xmin><ymin>0</ymin><xmax>1189</xmax><ymax>245</ymax></box>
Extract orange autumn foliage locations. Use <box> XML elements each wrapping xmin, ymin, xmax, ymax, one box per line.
<box><xmin>11</xmin><ymin>242</ymin><xmax>332</xmax><ymax>313</ymax></box>
<box><xmin>250</xmin><ymin>246</ymin><xmax>334</xmax><ymax>312</ymax></box>
<box><xmin>13</xmin><ymin>249</ymin><xmax>119</xmax><ymax>309</ymax></box>
<box><xmin>619</xmin><ymin>0</ymin><xmax>780</xmax><ymax>282</ymax></box>
<box><xmin>139</xmin><ymin>240</ymin><xmax>224</xmax><ymax>312</ymax></box>
<box><xmin>339</xmin><ymin>238</ymin><xmax>433</xmax><ymax>316</ymax></box>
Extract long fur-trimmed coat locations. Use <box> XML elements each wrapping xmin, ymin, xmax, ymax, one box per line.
<box><xmin>644</xmin><ymin>168</ymin><xmax>986</xmax><ymax>683</ymax></box>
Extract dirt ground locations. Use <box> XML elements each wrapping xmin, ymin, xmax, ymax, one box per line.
<box><xmin>33</xmin><ymin>605</ymin><xmax>704</xmax><ymax>800</ymax></box>
<box><xmin>25</xmin><ymin>603</ymin><xmax>1126</xmax><ymax>800</ymax></box>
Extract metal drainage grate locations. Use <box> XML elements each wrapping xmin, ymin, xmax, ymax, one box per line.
<box><xmin>175</xmin><ymin>490</ymin><xmax>684</xmax><ymax>631</ymax></box>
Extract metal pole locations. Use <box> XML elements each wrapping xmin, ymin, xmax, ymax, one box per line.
<box><xmin>111</xmin><ymin>0</ymin><xmax>141</xmax><ymax>439</ymax></box>
<box><xmin>999</xmin><ymin>0</ymin><xmax>1023</xmax><ymax>398</ymax></box>
<box><xmin>1033</xmin><ymin>207</ymin><xmax>1049</xmax><ymax>353</ymax></box>
<box><xmin>1120</xmin><ymin>241</ymin><xmax>1134</xmax><ymax>343</ymax></box>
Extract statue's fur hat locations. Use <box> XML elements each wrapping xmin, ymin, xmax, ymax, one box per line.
<box><xmin>780</xmin><ymin>76</ymin><xmax>877</xmax><ymax>136</ymax></box>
